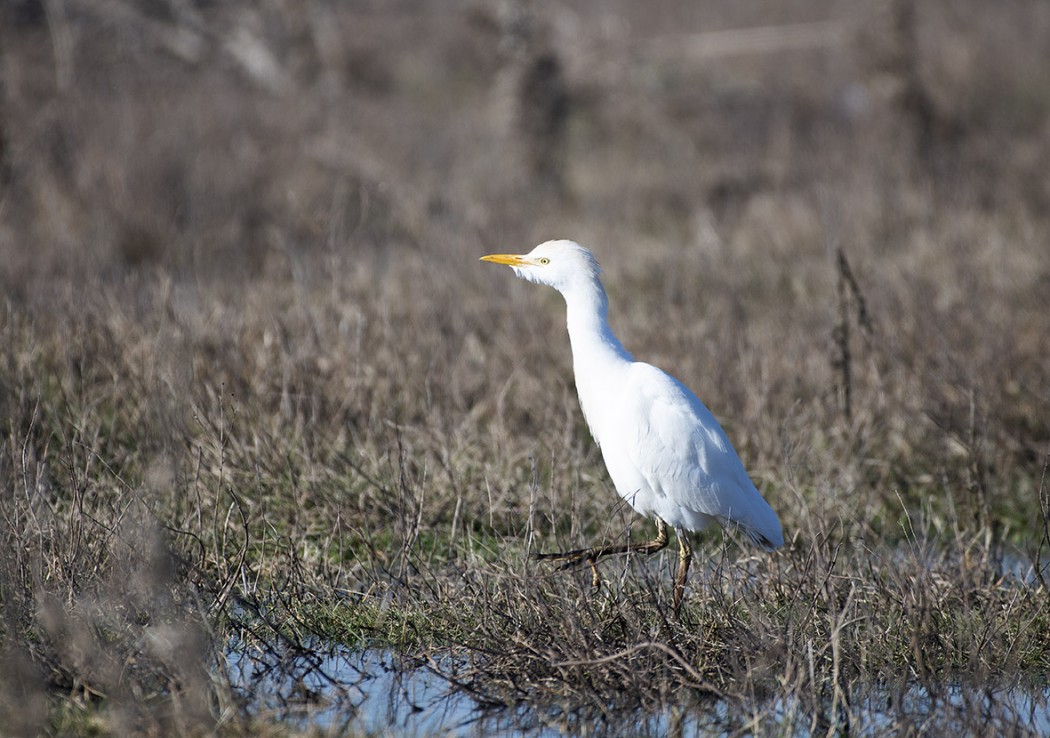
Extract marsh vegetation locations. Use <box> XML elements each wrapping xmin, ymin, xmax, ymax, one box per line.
<box><xmin>1</xmin><ymin>0</ymin><xmax>1049</xmax><ymax>735</ymax></box>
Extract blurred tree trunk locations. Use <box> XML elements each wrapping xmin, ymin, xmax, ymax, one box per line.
<box><xmin>494</xmin><ymin>0</ymin><xmax>569</xmax><ymax>195</ymax></box>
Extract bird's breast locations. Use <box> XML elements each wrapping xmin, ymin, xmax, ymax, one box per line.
<box><xmin>572</xmin><ymin>365</ymin><xmax>629</xmax><ymax>446</ymax></box>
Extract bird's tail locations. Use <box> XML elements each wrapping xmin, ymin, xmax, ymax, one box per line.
<box><xmin>746</xmin><ymin>528</ymin><xmax>783</xmax><ymax>551</ymax></box>
<box><xmin>729</xmin><ymin>515</ymin><xmax>783</xmax><ymax>550</ymax></box>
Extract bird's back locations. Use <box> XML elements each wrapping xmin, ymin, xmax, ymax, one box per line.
<box><xmin>588</xmin><ymin>361</ymin><xmax>784</xmax><ymax>549</ymax></box>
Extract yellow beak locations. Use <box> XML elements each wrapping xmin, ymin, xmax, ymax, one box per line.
<box><xmin>480</xmin><ymin>253</ymin><xmax>528</xmax><ymax>266</ymax></box>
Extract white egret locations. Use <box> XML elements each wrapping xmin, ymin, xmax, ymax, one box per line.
<box><xmin>481</xmin><ymin>240</ymin><xmax>783</xmax><ymax>610</ymax></box>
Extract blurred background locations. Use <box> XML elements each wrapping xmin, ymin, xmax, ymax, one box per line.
<box><xmin>3</xmin><ymin>0</ymin><xmax>1049</xmax><ymax>527</ymax></box>
<box><xmin>3</xmin><ymin>0</ymin><xmax>1050</xmax><ymax>535</ymax></box>
<box><xmin>3</xmin><ymin>0</ymin><xmax>1048</xmax><ymax>287</ymax></box>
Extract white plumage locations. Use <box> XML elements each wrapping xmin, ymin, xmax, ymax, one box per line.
<box><xmin>481</xmin><ymin>240</ymin><xmax>783</xmax><ymax>609</ymax></box>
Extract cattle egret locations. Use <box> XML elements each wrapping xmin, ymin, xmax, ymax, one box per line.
<box><xmin>481</xmin><ymin>240</ymin><xmax>783</xmax><ymax>610</ymax></box>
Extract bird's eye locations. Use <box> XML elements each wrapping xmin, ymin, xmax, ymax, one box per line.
<box><xmin>537</xmin><ymin>257</ymin><xmax>550</xmax><ymax>265</ymax></box>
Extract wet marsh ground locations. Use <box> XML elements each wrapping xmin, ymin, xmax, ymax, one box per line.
<box><xmin>2</xmin><ymin>1</ymin><xmax>1050</xmax><ymax>735</ymax></box>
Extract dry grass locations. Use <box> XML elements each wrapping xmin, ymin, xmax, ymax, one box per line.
<box><xmin>1</xmin><ymin>0</ymin><xmax>1049</xmax><ymax>735</ymax></box>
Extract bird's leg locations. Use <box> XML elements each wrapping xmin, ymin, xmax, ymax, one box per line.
<box><xmin>534</xmin><ymin>519</ymin><xmax>670</xmax><ymax>579</ymax></box>
<box><xmin>588</xmin><ymin>561</ymin><xmax>601</xmax><ymax>589</ymax></box>
<box><xmin>672</xmin><ymin>527</ymin><xmax>693</xmax><ymax>613</ymax></box>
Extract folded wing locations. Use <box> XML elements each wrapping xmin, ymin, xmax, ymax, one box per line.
<box><xmin>618</xmin><ymin>362</ymin><xmax>784</xmax><ymax>548</ymax></box>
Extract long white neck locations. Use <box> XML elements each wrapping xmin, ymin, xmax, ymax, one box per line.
<box><xmin>560</xmin><ymin>277</ymin><xmax>633</xmax><ymax>445</ymax></box>
<box><xmin>562</xmin><ymin>276</ymin><xmax>633</xmax><ymax>366</ymax></box>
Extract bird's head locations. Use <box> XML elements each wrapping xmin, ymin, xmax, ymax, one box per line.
<box><xmin>480</xmin><ymin>240</ymin><xmax>601</xmax><ymax>293</ymax></box>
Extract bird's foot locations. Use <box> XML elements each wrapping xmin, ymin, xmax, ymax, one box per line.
<box><xmin>533</xmin><ymin>524</ymin><xmax>672</xmax><ymax>595</ymax></box>
<box><xmin>532</xmin><ymin>548</ymin><xmax>597</xmax><ymax>570</ymax></box>
<box><xmin>533</xmin><ymin>549</ymin><xmax>603</xmax><ymax>588</ymax></box>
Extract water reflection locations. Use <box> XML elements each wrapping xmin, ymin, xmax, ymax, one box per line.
<box><xmin>226</xmin><ymin>640</ymin><xmax>472</xmax><ymax>735</ymax></box>
<box><xmin>225</xmin><ymin>637</ymin><xmax>1050</xmax><ymax>736</ymax></box>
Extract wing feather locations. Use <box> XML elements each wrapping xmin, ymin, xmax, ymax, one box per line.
<box><xmin>613</xmin><ymin>363</ymin><xmax>783</xmax><ymax>547</ymax></box>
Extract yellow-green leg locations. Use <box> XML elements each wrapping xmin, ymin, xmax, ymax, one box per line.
<box><xmin>672</xmin><ymin>527</ymin><xmax>693</xmax><ymax>612</ymax></box>
<box><xmin>534</xmin><ymin>518</ymin><xmax>670</xmax><ymax>589</ymax></box>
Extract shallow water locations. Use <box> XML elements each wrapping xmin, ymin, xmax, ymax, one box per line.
<box><xmin>225</xmin><ymin>639</ymin><xmax>1050</xmax><ymax>736</ymax></box>
<box><xmin>225</xmin><ymin>639</ymin><xmax>735</xmax><ymax>736</ymax></box>
<box><xmin>226</xmin><ymin>640</ymin><xmax>469</xmax><ymax>736</ymax></box>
